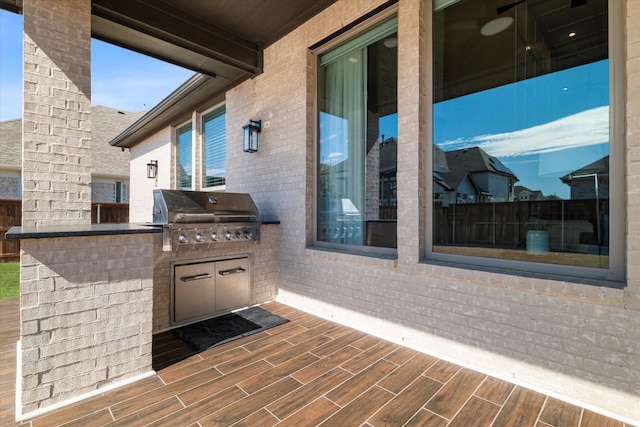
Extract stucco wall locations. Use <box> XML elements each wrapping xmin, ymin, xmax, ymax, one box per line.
<box><xmin>224</xmin><ymin>0</ymin><xmax>639</xmax><ymax>421</ymax></box>
<box><xmin>0</xmin><ymin>172</ymin><xmax>20</xmax><ymax>199</ymax></box>
<box><xmin>129</xmin><ymin>128</ymin><xmax>173</xmax><ymax>223</ymax></box>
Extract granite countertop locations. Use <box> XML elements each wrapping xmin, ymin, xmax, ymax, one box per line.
<box><xmin>6</xmin><ymin>220</ymin><xmax>280</xmax><ymax>240</ymax></box>
<box><xmin>5</xmin><ymin>223</ymin><xmax>163</xmax><ymax>240</ymax></box>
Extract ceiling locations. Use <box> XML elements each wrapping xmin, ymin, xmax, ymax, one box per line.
<box><xmin>435</xmin><ymin>0</ymin><xmax>608</xmax><ymax>102</ymax></box>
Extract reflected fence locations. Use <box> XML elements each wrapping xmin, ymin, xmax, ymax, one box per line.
<box><xmin>433</xmin><ymin>199</ymin><xmax>609</xmax><ymax>255</ymax></box>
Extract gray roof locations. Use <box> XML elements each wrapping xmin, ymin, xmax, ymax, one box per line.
<box><xmin>436</xmin><ymin>147</ymin><xmax>517</xmax><ymax>190</ymax></box>
<box><xmin>560</xmin><ymin>155</ymin><xmax>609</xmax><ymax>184</ymax></box>
<box><xmin>0</xmin><ymin>106</ymin><xmax>145</xmax><ymax>177</ymax></box>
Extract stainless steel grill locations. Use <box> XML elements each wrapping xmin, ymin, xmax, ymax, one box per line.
<box><xmin>153</xmin><ymin>189</ymin><xmax>260</xmax><ymax>251</ymax></box>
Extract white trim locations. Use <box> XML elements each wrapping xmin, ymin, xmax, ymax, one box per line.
<box><xmin>200</xmin><ymin>102</ymin><xmax>227</xmax><ymax>191</ymax></box>
<box><xmin>276</xmin><ymin>289</ymin><xmax>640</xmax><ymax>425</ymax></box>
<box><xmin>15</xmin><ymin>338</ymin><xmax>155</xmax><ymax>422</ymax></box>
<box><xmin>14</xmin><ymin>340</ymin><xmax>21</xmax><ymax>422</ymax></box>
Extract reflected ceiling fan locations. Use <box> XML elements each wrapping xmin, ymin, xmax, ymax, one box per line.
<box><xmin>497</xmin><ymin>0</ymin><xmax>587</xmax><ymax>15</ymax></box>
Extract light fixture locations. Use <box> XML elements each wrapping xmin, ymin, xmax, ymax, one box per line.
<box><xmin>480</xmin><ymin>16</ymin><xmax>514</xmax><ymax>36</ymax></box>
<box><xmin>243</xmin><ymin>119</ymin><xmax>261</xmax><ymax>153</ymax></box>
<box><xmin>568</xmin><ymin>32</ymin><xmax>576</xmax><ymax>37</ymax></box>
<box><xmin>383</xmin><ymin>37</ymin><xmax>398</xmax><ymax>48</ymax></box>
<box><xmin>146</xmin><ymin>160</ymin><xmax>158</xmax><ymax>179</ymax></box>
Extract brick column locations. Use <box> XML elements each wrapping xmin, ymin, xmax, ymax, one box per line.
<box><xmin>22</xmin><ymin>0</ymin><xmax>92</xmax><ymax>228</ymax></box>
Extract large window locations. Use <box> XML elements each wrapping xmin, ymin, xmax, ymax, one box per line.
<box><xmin>317</xmin><ymin>14</ymin><xmax>398</xmax><ymax>251</ymax></box>
<box><xmin>202</xmin><ymin>106</ymin><xmax>226</xmax><ymax>188</ymax></box>
<box><xmin>432</xmin><ymin>0</ymin><xmax>615</xmax><ymax>272</ymax></box>
<box><xmin>177</xmin><ymin>123</ymin><xmax>192</xmax><ymax>189</ymax></box>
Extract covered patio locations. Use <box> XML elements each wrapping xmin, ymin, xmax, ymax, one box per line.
<box><xmin>1</xmin><ymin>0</ymin><xmax>639</xmax><ymax>424</ymax></box>
<box><xmin>0</xmin><ymin>297</ymin><xmax>628</xmax><ymax>426</ymax></box>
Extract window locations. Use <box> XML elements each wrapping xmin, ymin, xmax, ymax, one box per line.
<box><xmin>177</xmin><ymin>123</ymin><xmax>193</xmax><ymax>189</ymax></box>
<box><xmin>202</xmin><ymin>106</ymin><xmax>226</xmax><ymax>188</ymax></box>
<box><xmin>316</xmin><ymin>14</ymin><xmax>398</xmax><ymax>251</ymax></box>
<box><xmin>432</xmin><ymin>0</ymin><xmax>619</xmax><ymax>276</ymax></box>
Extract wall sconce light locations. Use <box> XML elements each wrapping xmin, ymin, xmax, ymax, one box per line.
<box><xmin>243</xmin><ymin>119</ymin><xmax>261</xmax><ymax>153</ymax></box>
<box><xmin>147</xmin><ymin>160</ymin><xmax>158</xmax><ymax>179</ymax></box>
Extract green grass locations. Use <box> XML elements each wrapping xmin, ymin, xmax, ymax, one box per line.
<box><xmin>0</xmin><ymin>262</ymin><xmax>20</xmax><ymax>299</ymax></box>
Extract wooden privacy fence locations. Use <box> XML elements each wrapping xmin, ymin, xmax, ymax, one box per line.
<box><xmin>0</xmin><ymin>200</ymin><xmax>21</xmax><ymax>261</ymax></box>
<box><xmin>0</xmin><ymin>200</ymin><xmax>129</xmax><ymax>260</ymax></box>
<box><xmin>433</xmin><ymin>199</ymin><xmax>606</xmax><ymax>250</ymax></box>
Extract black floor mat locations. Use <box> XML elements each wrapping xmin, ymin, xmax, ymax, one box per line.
<box><xmin>172</xmin><ymin>306</ymin><xmax>289</xmax><ymax>353</ymax></box>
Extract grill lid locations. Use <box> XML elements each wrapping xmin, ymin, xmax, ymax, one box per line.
<box><xmin>153</xmin><ymin>189</ymin><xmax>259</xmax><ymax>224</ymax></box>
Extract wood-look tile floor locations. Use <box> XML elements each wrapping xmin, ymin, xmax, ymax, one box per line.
<box><xmin>0</xmin><ymin>297</ymin><xmax>632</xmax><ymax>426</ymax></box>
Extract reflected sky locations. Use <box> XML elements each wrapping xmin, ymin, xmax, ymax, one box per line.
<box><xmin>434</xmin><ymin>60</ymin><xmax>609</xmax><ymax>199</ymax></box>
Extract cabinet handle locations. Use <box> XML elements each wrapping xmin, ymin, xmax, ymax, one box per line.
<box><xmin>218</xmin><ymin>267</ymin><xmax>247</xmax><ymax>276</ymax></box>
<box><xmin>180</xmin><ymin>273</ymin><xmax>211</xmax><ymax>282</ymax></box>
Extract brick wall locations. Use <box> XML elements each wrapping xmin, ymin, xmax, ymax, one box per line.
<box><xmin>224</xmin><ymin>0</ymin><xmax>640</xmax><ymax>421</ymax></box>
<box><xmin>626</xmin><ymin>0</ymin><xmax>640</xmax><ymax>311</ymax></box>
<box><xmin>22</xmin><ymin>0</ymin><xmax>92</xmax><ymax>228</ymax></box>
<box><xmin>19</xmin><ymin>233</ymin><xmax>154</xmax><ymax>414</ymax></box>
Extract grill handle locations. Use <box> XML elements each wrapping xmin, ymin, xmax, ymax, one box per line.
<box><xmin>180</xmin><ymin>273</ymin><xmax>212</xmax><ymax>282</ymax></box>
<box><xmin>218</xmin><ymin>267</ymin><xmax>247</xmax><ymax>276</ymax></box>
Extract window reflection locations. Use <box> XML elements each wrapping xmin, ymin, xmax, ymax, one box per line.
<box><xmin>432</xmin><ymin>0</ymin><xmax>609</xmax><ymax>268</ymax></box>
<box><xmin>317</xmin><ymin>16</ymin><xmax>398</xmax><ymax>249</ymax></box>
<box><xmin>177</xmin><ymin>124</ymin><xmax>192</xmax><ymax>190</ymax></box>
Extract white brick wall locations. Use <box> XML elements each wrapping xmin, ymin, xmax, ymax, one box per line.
<box><xmin>22</xmin><ymin>0</ymin><xmax>92</xmax><ymax>227</ymax></box>
<box><xmin>19</xmin><ymin>233</ymin><xmax>153</xmax><ymax>414</ymax></box>
<box><xmin>222</xmin><ymin>0</ymin><xmax>640</xmax><ymax>421</ymax></box>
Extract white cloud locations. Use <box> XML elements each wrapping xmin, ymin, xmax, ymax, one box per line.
<box><xmin>441</xmin><ymin>106</ymin><xmax>609</xmax><ymax>158</ymax></box>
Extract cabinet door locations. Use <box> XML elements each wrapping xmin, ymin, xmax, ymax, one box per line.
<box><xmin>174</xmin><ymin>262</ymin><xmax>216</xmax><ymax>324</ymax></box>
<box><xmin>215</xmin><ymin>257</ymin><xmax>250</xmax><ymax>312</ymax></box>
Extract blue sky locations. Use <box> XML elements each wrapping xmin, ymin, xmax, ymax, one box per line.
<box><xmin>434</xmin><ymin>60</ymin><xmax>610</xmax><ymax>199</ymax></box>
<box><xmin>0</xmin><ymin>9</ymin><xmax>194</xmax><ymax>121</ymax></box>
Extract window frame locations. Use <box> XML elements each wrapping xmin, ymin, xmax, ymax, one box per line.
<box><xmin>426</xmin><ymin>0</ymin><xmax>625</xmax><ymax>284</ymax></box>
<box><xmin>312</xmin><ymin>6</ymin><xmax>399</xmax><ymax>257</ymax></box>
<box><xmin>200</xmin><ymin>103</ymin><xmax>227</xmax><ymax>190</ymax></box>
<box><xmin>175</xmin><ymin>120</ymin><xmax>194</xmax><ymax>190</ymax></box>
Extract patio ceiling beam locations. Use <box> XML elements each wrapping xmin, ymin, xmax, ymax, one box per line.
<box><xmin>91</xmin><ymin>0</ymin><xmax>262</xmax><ymax>77</ymax></box>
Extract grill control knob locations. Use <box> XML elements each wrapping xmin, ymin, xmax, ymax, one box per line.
<box><xmin>178</xmin><ymin>234</ymin><xmax>188</xmax><ymax>244</ymax></box>
<box><xmin>225</xmin><ymin>231</ymin><xmax>233</xmax><ymax>240</ymax></box>
<box><xmin>244</xmin><ymin>231</ymin><xmax>252</xmax><ymax>239</ymax></box>
<box><xmin>235</xmin><ymin>231</ymin><xmax>242</xmax><ymax>239</ymax></box>
<box><xmin>210</xmin><ymin>232</ymin><xmax>219</xmax><ymax>241</ymax></box>
<box><xmin>194</xmin><ymin>233</ymin><xmax>205</xmax><ymax>243</ymax></box>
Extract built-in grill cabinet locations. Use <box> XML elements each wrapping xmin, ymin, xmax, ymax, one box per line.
<box><xmin>172</xmin><ymin>256</ymin><xmax>250</xmax><ymax>326</ymax></box>
<box><xmin>153</xmin><ymin>189</ymin><xmax>261</xmax><ymax>252</ymax></box>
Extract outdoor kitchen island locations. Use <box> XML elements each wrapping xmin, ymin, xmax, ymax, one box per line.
<box><xmin>6</xmin><ymin>217</ymin><xmax>280</xmax><ymax>420</ymax></box>
<box><xmin>6</xmin><ymin>223</ymin><xmax>159</xmax><ymax>419</ymax></box>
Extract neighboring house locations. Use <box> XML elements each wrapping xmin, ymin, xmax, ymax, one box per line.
<box><xmin>560</xmin><ymin>155</ymin><xmax>610</xmax><ymax>200</ymax></box>
<box><xmin>433</xmin><ymin>147</ymin><xmax>518</xmax><ymax>206</ymax></box>
<box><xmin>0</xmin><ymin>106</ymin><xmax>144</xmax><ymax>202</ymax></box>
<box><xmin>515</xmin><ymin>185</ymin><xmax>548</xmax><ymax>201</ymax></box>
